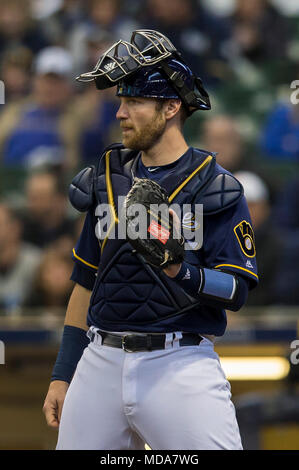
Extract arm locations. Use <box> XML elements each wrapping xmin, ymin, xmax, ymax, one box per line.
<box><xmin>162</xmin><ymin>207</ymin><xmax>252</xmax><ymax>311</ymax></box>
<box><xmin>164</xmin><ymin>261</ymin><xmax>249</xmax><ymax>312</ymax></box>
<box><xmin>43</xmin><ymin>283</ymin><xmax>92</xmax><ymax>428</ymax></box>
<box><xmin>64</xmin><ymin>282</ymin><xmax>92</xmax><ymax>330</ymax></box>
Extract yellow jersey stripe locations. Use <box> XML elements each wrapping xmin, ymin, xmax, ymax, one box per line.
<box><xmin>105</xmin><ymin>150</ymin><xmax>119</xmax><ymax>224</ymax></box>
<box><xmin>168</xmin><ymin>155</ymin><xmax>213</xmax><ymax>203</ymax></box>
<box><xmin>72</xmin><ymin>248</ymin><xmax>98</xmax><ymax>270</ymax></box>
<box><xmin>101</xmin><ymin>150</ymin><xmax>119</xmax><ymax>254</ymax></box>
<box><xmin>214</xmin><ymin>263</ymin><xmax>259</xmax><ymax>280</ymax></box>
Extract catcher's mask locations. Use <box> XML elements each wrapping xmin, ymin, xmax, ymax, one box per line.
<box><xmin>76</xmin><ymin>29</ymin><xmax>211</xmax><ymax>116</ymax></box>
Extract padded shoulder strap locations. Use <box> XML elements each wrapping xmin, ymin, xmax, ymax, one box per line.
<box><xmin>69</xmin><ymin>143</ymin><xmax>127</xmax><ymax>212</ymax></box>
<box><xmin>69</xmin><ymin>166</ymin><xmax>95</xmax><ymax>212</ymax></box>
<box><xmin>199</xmin><ymin>172</ymin><xmax>243</xmax><ymax>215</ymax></box>
<box><xmin>95</xmin><ymin>142</ymin><xmax>125</xmax><ymax>174</ymax></box>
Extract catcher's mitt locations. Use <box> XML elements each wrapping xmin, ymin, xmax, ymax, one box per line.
<box><xmin>124</xmin><ymin>178</ymin><xmax>184</xmax><ymax>268</ymax></box>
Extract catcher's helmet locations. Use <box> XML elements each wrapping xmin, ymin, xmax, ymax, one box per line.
<box><xmin>76</xmin><ymin>29</ymin><xmax>211</xmax><ymax>116</ymax></box>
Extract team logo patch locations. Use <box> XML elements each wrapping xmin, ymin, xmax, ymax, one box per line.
<box><xmin>234</xmin><ymin>220</ymin><xmax>256</xmax><ymax>258</ymax></box>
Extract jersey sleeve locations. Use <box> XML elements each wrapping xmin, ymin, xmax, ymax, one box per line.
<box><xmin>70</xmin><ymin>208</ymin><xmax>101</xmax><ymax>290</ymax></box>
<box><xmin>202</xmin><ymin>196</ymin><xmax>259</xmax><ymax>289</ymax></box>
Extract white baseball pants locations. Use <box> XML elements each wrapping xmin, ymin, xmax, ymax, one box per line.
<box><xmin>56</xmin><ymin>329</ymin><xmax>242</xmax><ymax>450</ymax></box>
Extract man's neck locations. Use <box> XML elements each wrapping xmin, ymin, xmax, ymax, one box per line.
<box><xmin>141</xmin><ymin>127</ymin><xmax>189</xmax><ymax>167</ymax></box>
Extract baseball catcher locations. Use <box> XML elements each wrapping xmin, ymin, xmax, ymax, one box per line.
<box><xmin>43</xmin><ymin>29</ymin><xmax>258</xmax><ymax>450</ymax></box>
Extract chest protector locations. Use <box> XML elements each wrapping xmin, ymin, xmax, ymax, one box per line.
<box><xmin>69</xmin><ymin>144</ymin><xmax>243</xmax><ymax>329</ymax></box>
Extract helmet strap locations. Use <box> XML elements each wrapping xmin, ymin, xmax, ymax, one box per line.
<box><xmin>159</xmin><ymin>61</ymin><xmax>211</xmax><ymax>115</ymax></box>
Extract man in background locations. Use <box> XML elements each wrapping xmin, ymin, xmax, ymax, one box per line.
<box><xmin>21</xmin><ymin>169</ymin><xmax>76</xmax><ymax>249</ymax></box>
<box><xmin>0</xmin><ymin>202</ymin><xmax>41</xmax><ymax>313</ymax></box>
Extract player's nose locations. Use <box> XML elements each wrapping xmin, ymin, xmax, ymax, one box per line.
<box><xmin>116</xmin><ymin>99</ymin><xmax>129</xmax><ymax>120</ymax></box>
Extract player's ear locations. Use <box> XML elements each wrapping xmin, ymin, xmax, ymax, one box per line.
<box><xmin>164</xmin><ymin>99</ymin><xmax>182</xmax><ymax>121</ymax></box>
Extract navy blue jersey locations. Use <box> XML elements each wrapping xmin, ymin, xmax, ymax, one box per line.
<box><xmin>136</xmin><ymin>149</ymin><xmax>190</xmax><ymax>183</ymax></box>
<box><xmin>71</xmin><ymin>147</ymin><xmax>258</xmax><ymax>335</ymax></box>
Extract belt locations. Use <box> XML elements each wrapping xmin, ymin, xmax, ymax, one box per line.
<box><xmin>88</xmin><ymin>330</ymin><xmax>203</xmax><ymax>353</ymax></box>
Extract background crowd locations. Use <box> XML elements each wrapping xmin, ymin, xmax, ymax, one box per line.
<box><xmin>0</xmin><ymin>0</ymin><xmax>299</xmax><ymax>315</ymax></box>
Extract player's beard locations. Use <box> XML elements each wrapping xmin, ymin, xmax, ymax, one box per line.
<box><xmin>121</xmin><ymin>109</ymin><xmax>167</xmax><ymax>151</ymax></box>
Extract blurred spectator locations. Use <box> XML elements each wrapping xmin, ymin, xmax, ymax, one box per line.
<box><xmin>24</xmin><ymin>246</ymin><xmax>74</xmax><ymax>311</ymax></box>
<box><xmin>0</xmin><ymin>202</ymin><xmax>41</xmax><ymax>313</ymax></box>
<box><xmin>36</xmin><ymin>0</ymin><xmax>86</xmax><ymax>47</ymax></box>
<box><xmin>0</xmin><ymin>0</ymin><xmax>49</xmax><ymax>60</ymax></box>
<box><xmin>70</xmin><ymin>28</ymin><xmax>120</xmax><ymax>162</ymax></box>
<box><xmin>85</xmin><ymin>0</ymin><xmax>136</xmax><ymax>37</ymax></box>
<box><xmin>260</xmin><ymin>101</ymin><xmax>299</xmax><ymax>161</ymax></box>
<box><xmin>72</xmin><ymin>84</ymin><xmax>120</xmax><ymax>163</ymax></box>
<box><xmin>273</xmin><ymin>177</ymin><xmax>299</xmax><ymax>231</ymax></box>
<box><xmin>234</xmin><ymin>171</ymin><xmax>283</xmax><ymax>305</ymax></box>
<box><xmin>226</xmin><ymin>0</ymin><xmax>290</xmax><ymax>64</ymax></box>
<box><xmin>31</xmin><ymin>0</ymin><xmax>65</xmax><ymax>20</ymax></box>
<box><xmin>269</xmin><ymin>176</ymin><xmax>299</xmax><ymax>305</ymax></box>
<box><xmin>201</xmin><ymin>115</ymin><xmax>250</xmax><ymax>172</ymax></box>
<box><xmin>50</xmin><ymin>234</ymin><xmax>75</xmax><ymax>259</ymax></box>
<box><xmin>235</xmin><ymin>171</ymin><xmax>270</xmax><ymax>228</ymax></box>
<box><xmin>271</xmin><ymin>230</ymin><xmax>299</xmax><ymax>305</ymax></box>
<box><xmin>0</xmin><ymin>46</ymin><xmax>80</xmax><ymax>169</ymax></box>
<box><xmin>141</xmin><ymin>0</ymin><xmax>231</xmax><ymax>85</ymax></box>
<box><xmin>69</xmin><ymin>0</ymin><xmax>139</xmax><ymax>74</ymax></box>
<box><xmin>79</xmin><ymin>28</ymin><xmax>114</xmax><ymax>75</ymax></box>
<box><xmin>21</xmin><ymin>169</ymin><xmax>76</xmax><ymax>248</ymax></box>
<box><xmin>0</xmin><ymin>47</ymin><xmax>32</xmax><ymax>103</ymax></box>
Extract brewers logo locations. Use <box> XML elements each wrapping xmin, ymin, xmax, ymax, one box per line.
<box><xmin>234</xmin><ymin>220</ymin><xmax>256</xmax><ymax>258</ymax></box>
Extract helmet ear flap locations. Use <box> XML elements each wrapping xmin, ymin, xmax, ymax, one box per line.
<box><xmin>194</xmin><ymin>77</ymin><xmax>211</xmax><ymax>110</ymax></box>
<box><xmin>158</xmin><ymin>61</ymin><xmax>211</xmax><ymax>114</ymax></box>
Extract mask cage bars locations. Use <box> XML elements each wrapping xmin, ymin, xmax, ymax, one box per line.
<box><xmin>76</xmin><ymin>30</ymin><xmax>177</xmax><ymax>84</ymax></box>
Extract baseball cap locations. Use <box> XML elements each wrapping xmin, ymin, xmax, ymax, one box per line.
<box><xmin>34</xmin><ymin>47</ymin><xmax>73</xmax><ymax>77</ymax></box>
<box><xmin>234</xmin><ymin>171</ymin><xmax>269</xmax><ymax>203</ymax></box>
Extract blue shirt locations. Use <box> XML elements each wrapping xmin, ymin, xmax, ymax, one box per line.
<box><xmin>3</xmin><ymin>105</ymin><xmax>64</xmax><ymax>166</ymax></box>
<box><xmin>260</xmin><ymin>103</ymin><xmax>299</xmax><ymax>160</ymax></box>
